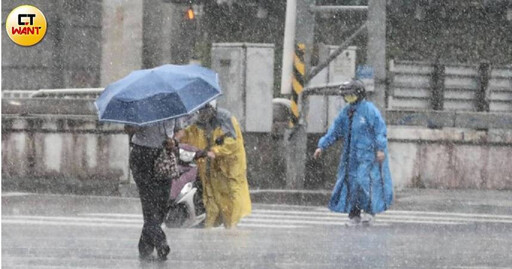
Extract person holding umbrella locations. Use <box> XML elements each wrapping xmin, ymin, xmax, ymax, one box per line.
<box><xmin>125</xmin><ymin>120</ymin><xmax>179</xmax><ymax>260</ymax></box>
<box><xmin>313</xmin><ymin>79</ymin><xmax>393</xmax><ymax>226</ymax></box>
<box><xmin>95</xmin><ymin>64</ymin><xmax>222</xmax><ymax>260</ymax></box>
<box><xmin>176</xmin><ymin>103</ymin><xmax>252</xmax><ymax>229</ymax></box>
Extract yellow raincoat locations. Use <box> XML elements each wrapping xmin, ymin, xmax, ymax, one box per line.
<box><xmin>180</xmin><ymin>108</ymin><xmax>252</xmax><ymax>228</ymax></box>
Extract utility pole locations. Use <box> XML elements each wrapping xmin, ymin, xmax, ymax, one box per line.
<box><xmin>366</xmin><ymin>0</ymin><xmax>387</xmax><ymax>115</ymax></box>
<box><xmin>280</xmin><ymin>0</ymin><xmax>297</xmax><ymax>95</ymax></box>
<box><xmin>283</xmin><ymin>0</ymin><xmax>315</xmax><ymax>189</ymax></box>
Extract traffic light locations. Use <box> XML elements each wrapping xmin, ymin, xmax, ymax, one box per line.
<box><xmin>186</xmin><ymin>6</ymin><xmax>195</xmax><ymax>20</ymax></box>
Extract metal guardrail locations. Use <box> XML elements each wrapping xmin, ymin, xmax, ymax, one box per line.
<box><xmin>30</xmin><ymin>88</ymin><xmax>104</xmax><ymax>98</ymax></box>
<box><xmin>301</xmin><ymin>83</ymin><xmax>512</xmax><ymax>129</ymax></box>
<box><xmin>2</xmin><ymin>98</ymin><xmax>97</xmax><ymax>115</ymax></box>
<box><xmin>1</xmin><ymin>90</ymin><xmax>38</xmax><ymax>98</ymax></box>
<box><xmin>3</xmin><ymin>83</ymin><xmax>512</xmax><ymax>129</ymax></box>
<box><xmin>2</xmin><ymin>88</ymin><xmax>102</xmax><ymax>117</ymax></box>
<box><xmin>2</xmin><ymin>88</ymin><xmax>104</xmax><ymax>99</ymax></box>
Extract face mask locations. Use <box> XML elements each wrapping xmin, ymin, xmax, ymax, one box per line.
<box><xmin>343</xmin><ymin>94</ymin><xmax>358</xmax><ymax>104</ymax></box>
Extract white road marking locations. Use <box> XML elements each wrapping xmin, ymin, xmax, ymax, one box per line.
<box><xmin>249</xmin><ymin>212</ymin><xmax>512</xmax><ymax>224</ymax></box>
<box><xmin>252</xmin><ymin>209</ymin><xmax>512</xmax><ymax>220</ymax></box>
<box><xmin>241</xmin><ymin>217</ymin><xmax>389</xmax><ymax>226</ymax></box>
<box><xmin>1</xmin><ymin>192</ymin><xmax>35</xmax><ymax>197</ymax></box>
<box><xmin>383</xmin><ymin>210</ymin><xmax>512</xmax><ymax>220</ymax></box>
<box><xmin>238</xmin><ymin>223</ymin><xmax>306</xmax><ymax>229</ymax></box>
<box><xmin>3</xmin><ymin>215</ymin><xmax>142</xmax><ymax>223</ymax></box>
<box><xmin>3</xmin><ymin>207</ymin><xmax>512</xmax><ymax>229</ymax></box>
<box><xmin>449</xmin><ymin>267</ymin><xmax>512</xmax><ymax>269</ymax></box>
<box><xmin>81</xmin><ymin>213</ymin><xmax>140</xmax><ymax>218</ymax></box>
<box><xmin>2</xmin><ymin>215</ymin><xmax>308</xmax><ymax>229</ymax></box>
<box><xmin>2</xmin><ymin>219</ymin><xmax>141</xmax><ymax>228</ymax></box>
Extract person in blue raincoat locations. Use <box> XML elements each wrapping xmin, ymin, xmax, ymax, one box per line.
<box><xmin>313</xmin><ymin>80</ymin><xmax>393</xmax><ymax>226</ymax></box>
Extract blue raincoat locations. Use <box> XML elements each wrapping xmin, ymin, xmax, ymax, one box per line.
<box><xmin>318</xmin><ymin>100</ymin><xmax>393</xmax><ymax>214</ymax></box>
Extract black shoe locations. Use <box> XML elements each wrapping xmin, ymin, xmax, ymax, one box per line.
<box><xmin>138</xmin><ymin>241</ymin><xmax>154</xmax><ymax>257</ymax></box>
<box><xmin>139</xmin><ymin>253</ymin><xmax>154</xmax><ymax>261</ymax></box>
<box><xmin>157</xmin><ymin>245</ymin><xmax>170</xmax><ymax>261</ymax></box>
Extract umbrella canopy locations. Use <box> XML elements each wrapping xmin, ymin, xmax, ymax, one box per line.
<box><xmin>95</xmin><ymin>64</ymin><xmax>221</xmax><ymax>126</ymax></box>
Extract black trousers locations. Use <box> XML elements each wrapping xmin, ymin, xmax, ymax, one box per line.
<box><xmin>129</xmin><ymin>144</ymin><xmax>171</xmax><ymax>256</ymax></box>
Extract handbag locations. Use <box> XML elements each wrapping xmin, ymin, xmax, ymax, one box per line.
<box><xmin>153</xmin><ymin>123</ymin><xmax>179</xmax><ymax>180</ymax></box>
<box><xmin>154</xmin><ymin>147</ymin><xmax>179</xmax><ymax>180</ymax></box>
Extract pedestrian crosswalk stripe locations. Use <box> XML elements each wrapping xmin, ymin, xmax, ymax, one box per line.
<box><xmin>83</xmin><ymin>210</ymin><xmax>512</xmax><ymax>223</ymax></box>
<box><xmin>80</xmin><ymin>207</ymin><xmax>512</xmax><ymax>221</ymax></box>
<box><xmin>2</xmin><ymin>219</ymin><xmax>141</xmax><ymax>228</ymax></box>
<box><xmin>4</xmin><ymin>215</ymin><xmax>142</xmax><ymax>223</ymax></box>
<box><xmin>3</xmin><ymin>207</ymin><xmax>512</xmax><ymax>229</ymax></box>
<box><xmin>1</xmin><ymin>192</ymin><xmax>35</xmax><ymax>197</ymax></box>
<box><xmin>383</xmin><ymin>210</ymin><xmax>512</xmax><ymax>220</ymax></box>
<box><xmin>252</xmin><ymin>209</ymin><xmax>512</xmax><ymax>220</ymax></box>
<box><xmin>2</xmin><ymin>219</ymin><xmax>303</xmax><ymax>230</ymax></box>
<box><xmin>81</xmin><ymin>213</ymin><xmax>141</xmax><ymax>218</ymax></box>
<box><xmin>238</xmin><ymin>223</ymin><xmax>306</xmax><ymax>229</ymax></box>
<box><xmin>241</xmin><ymin>218</ymin><xmax>391</xmax><ymax>226</ymax></box>
<box><xmin>249</xmin><ymin>212</ymin><xmax>512</xmax><ymax>224</ymax></box>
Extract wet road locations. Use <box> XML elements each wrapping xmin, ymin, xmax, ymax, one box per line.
<box><xmin>3</xmin><ymin>192</ymin><xmax>512</xmax><ymax>269</ymax></box>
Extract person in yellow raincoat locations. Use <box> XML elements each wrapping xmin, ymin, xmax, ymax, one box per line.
<box><xmin>177</xmin><ymin>104</ymin><xmax>251</xmax><ymax>229</ymax></box>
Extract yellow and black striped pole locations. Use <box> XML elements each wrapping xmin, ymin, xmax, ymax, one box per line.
<box><xmin>290</xmin><ymin>43</ymin><xmax>306</xmax><ymax>127</ymax></box>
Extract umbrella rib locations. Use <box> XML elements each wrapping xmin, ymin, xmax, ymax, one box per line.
<box><xmin>152</xmin><ymin>70</ymin><xmax>203</xmax><ymax>91</ymax></box>
<box><xmin>116</xmin><ymin>71</ymin><xmax>175</xmax><ymax>102</ymax></box>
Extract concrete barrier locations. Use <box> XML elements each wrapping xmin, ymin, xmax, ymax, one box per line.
<box><xmin>1</xmin><ymin>116</ymin><xmax>127</xmax><ymax>195</ymax></box>
<box><xmin>2</xmin><ymin>115</ymin><xmax>512</xmax><ymax>194</ymax></box>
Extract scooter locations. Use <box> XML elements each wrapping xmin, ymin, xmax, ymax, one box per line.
<box><xmin>164</xmin><ymin>144</ymin><xmax>206</xmax><ymax>228</ymax></box>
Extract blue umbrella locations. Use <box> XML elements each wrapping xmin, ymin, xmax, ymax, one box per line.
<box><xmin>95</xmin><ymin>64</ymin><xmax>222</xmax><ymax>126</ymax></box>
